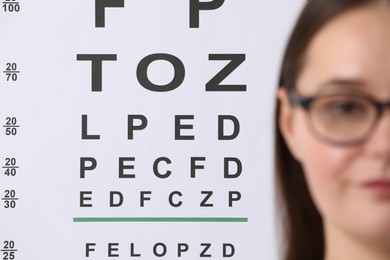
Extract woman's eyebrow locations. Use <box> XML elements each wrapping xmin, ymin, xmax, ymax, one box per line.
<box><xmin>315</xmin><ymin>78</ymin><xmax>367</xmax><ymax>94</ymax></box>
<box><xmin>319</xmin><ymin>78</ymin><xmax>366</xmax><ymax>88</ymax></box>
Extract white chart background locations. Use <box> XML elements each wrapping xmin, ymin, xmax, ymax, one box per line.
<box><xmin>1</xmin><ymin>1</ymin><xmax>304</xmax><ymax>259</ymax></box>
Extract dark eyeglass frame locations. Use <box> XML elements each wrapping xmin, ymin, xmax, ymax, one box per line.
<box><xmin>287</xmin><ymin>89</ymin><xmax>390</xmax><ymax>146</ymax></box>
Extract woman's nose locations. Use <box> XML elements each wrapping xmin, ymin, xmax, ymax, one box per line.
<box><xmin>366</xmin><ymin>107</ymin><xmax>390</xmax><ymax>158</ymax></box>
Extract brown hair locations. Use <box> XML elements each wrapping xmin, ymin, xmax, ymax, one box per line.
<box><xmin>275</xmin><ymin>0</ymin><xmax>385</xmax><ymax>259</ymax></box>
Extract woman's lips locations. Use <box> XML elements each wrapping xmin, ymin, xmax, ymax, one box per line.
<box><xmin>361</xmin><ymin>180</ymin><xmax>390</xmax><ymax>196</ymax></box>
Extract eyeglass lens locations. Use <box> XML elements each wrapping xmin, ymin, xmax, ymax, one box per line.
<box><xmin>307</xmin><ymin>95</ymin><xmax>378</xmax><ymax>144</ymax></box>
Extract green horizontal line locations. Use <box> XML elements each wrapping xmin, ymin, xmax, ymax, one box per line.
<box><xmin>73</xmin><ymin>217</ymin><xmax>248</xmax><ymax>223</ymax></box>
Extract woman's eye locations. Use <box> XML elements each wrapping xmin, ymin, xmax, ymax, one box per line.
<box><xmin>318</xmin><ymin>97</ymin><xmax>370</xmax><ymax>118</ymax></box>
<box><xmin>328</xmin><ymin>101</ymin><xmax>362</xmax><ymax>114</ymax></box>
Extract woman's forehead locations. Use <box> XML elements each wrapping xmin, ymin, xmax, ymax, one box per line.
<box><xmin>297</xmin><ymin>2</ymin><xmax>390</xmax><ymax>97</ymax></box>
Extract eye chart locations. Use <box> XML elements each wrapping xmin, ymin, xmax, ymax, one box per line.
<box><xmin>0</xmin><ymin>1</ymin><xmax>303</xmax><ymax>259</ymax></box>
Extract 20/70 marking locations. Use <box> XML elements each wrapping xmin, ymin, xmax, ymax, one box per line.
<box><xmin>3</xmin><ymin>63</ymin><xmax>20</xmax><ymax>81</ymax></box>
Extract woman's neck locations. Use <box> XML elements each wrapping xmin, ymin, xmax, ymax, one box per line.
<box><xmin>324</xmin><ymin>220</ymin><xmax>390</xmax><ymax>260</ymax></box>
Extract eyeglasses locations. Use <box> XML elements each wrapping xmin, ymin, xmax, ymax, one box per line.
<box><xmin>288</xmin><ymin>89</ymin><xmax>390</xmax><ymax>146</ymax></box>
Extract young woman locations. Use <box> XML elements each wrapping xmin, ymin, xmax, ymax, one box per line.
<box><xmin>275</xmin><ymin>0</ymin><xmax>390</xmax><ymax>259</ymax></box>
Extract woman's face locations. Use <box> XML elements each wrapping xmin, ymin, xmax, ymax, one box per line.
<box><xmin>279</xmin><ymin>2</ymin><xmax>390</xmax><ymax>245</ymax></box>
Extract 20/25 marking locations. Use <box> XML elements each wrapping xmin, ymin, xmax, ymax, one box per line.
<box><xmin>2</xmin><ymin>240</ymin><xmax>17</xmax><ymax>260</ymax></box>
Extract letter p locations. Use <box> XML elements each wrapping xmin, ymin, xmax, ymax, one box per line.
<box><xmin>95</xmin><ymin>0</ymin><xmax>125</xmax><ymax>27</ymax></box>
<box><xmin>190</xmin><ymin>0</ymin><xmax>225</xmax><ymax>28</ymax></box>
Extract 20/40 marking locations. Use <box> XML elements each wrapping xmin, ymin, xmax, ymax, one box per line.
<box><xmin>3</xmin><ymin>158</ymin><xmax>18</xmax><ymax>177</ymax></box>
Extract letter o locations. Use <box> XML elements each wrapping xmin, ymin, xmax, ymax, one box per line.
<box><xmin>153</xmin><ymin>243</ymin><xmax>167</xmax><ymax>257</ymax></box>
<box><xmin>137</xmin><ymin>53</ymin><xmax>185</xmax><ymax>92</ymax></box>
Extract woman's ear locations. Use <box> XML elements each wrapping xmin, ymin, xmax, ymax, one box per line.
<box><xmin>277</xmin><ymin>87</ymin><xmax>303</xmax><ymax>162</ymax></box>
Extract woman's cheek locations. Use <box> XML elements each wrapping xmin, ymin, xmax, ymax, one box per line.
<box><xmin>299</xmin><ymin>129</ymin><xmax>357</xmax><ymax>215</ymax></box>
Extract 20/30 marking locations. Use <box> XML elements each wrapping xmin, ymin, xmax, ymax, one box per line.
<box><xmin>3</xmin><ymin>190</ymin><xmax>17</xmax><ymax>208</ymax></box>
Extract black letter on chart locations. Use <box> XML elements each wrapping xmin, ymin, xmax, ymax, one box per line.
<box><xmin>175</xmin><ymin>115</ymin><xmax>195</xmax><ymax>140</ymax></box>
<box><xmin>228</xmin><ymin>191</ymin><xmax>241</xmax><ymax>207</ymax></box>
<box><xmin>153</xmin><ymin>157</ymin><xmax>172</xmax><ymax>179</ymax></box>
<box><xmin>200</xmin><ymin>243</ymin><xmax>212</xmax><ymax>257</ymax></box>
<box><xmin>108</xmin><ymin>243</ymin><xmax>120</xmax><ymax>257</ymax></box>
<box><xmin>140</xmin><ymin>191</ymin><xmax>152</xmax><ymax>207</ymax></box>
<box><xmin>137</xmin><ymin>53</ymin><xmax>185</xmax><ymax>92</ymax></box>
<box><xmin>206</xmin><ymin>54</ymin><xmax>246</xmax><ymax>92</ymax></box>
<box><xmin>223</xmin><ymin>244</ymin><xmax>235</xmax><ymax>257</ymax></box>
<box><xmin>153</xmin><ymin>243</ymin><xmax>167</xmax><ymax>257</ymax></box>
<box><xmin>127</xmin><ymin>115</ymin><xmax>148</xmax><ymax>140</ymax></box>
<box><xmin>119</xmin><ymin>157</ymin><xmax>136</xmax><ymax>178</ymax></box>
<box><xmin>80</xmin><ymin>191</ymin><xmax>93</xmax><ymax>207</ymax></box>
<box><xmin>218</xmin><ymin>115</ymin><xmax>240</xmax><ymax>140</ymax></box>
<box><xmin>82</xmin><ymin>115</ymin><xmax>100</xmax><ymax>140</ymax></box>
<box><xmin>110</xmin><ymin>191</ymin><xmax>124</xmax><ymax>207</ymax></box>
<box><xmin>190</xmin><ymin>0</ymin><xmax>225</xmax><ymax>28</ymax></box>
<box><xmin>80</xmin><ymin>157</ymin><xmax>97</xmax><ymax>178</ymax></box>
<box><xmin>128</xmin><ymin>115</ymin><xmax>148</xmax><ymax>140</ymax></box>
<box><xmin>77</xmin><ymin>54</ymin><xmax>117</xmax><ymax>92</ymax></box>
<box><xmin>130</xmin><ymin>243</ymin><xmax>141</xmax><ymax>257</ymax></box>
<box><xmin>86</xmin><ymin>243</ymin><xmax>96</xmax><ymax>257</ymax></box>
<box><xmin>191</xmin><ymin>157</ymin><xmax>206</xmax><ymax>178</ymax></box>
<box><xmin>200</xmin><ymin>191</ymin><xmax>213</xmax><ymax>207</ymax></box>
<box><xmin>178</xmin><ymin>243</ymin><xmax>189</xmax><ymax>257</ymax></box>
<box><xmin>224</xmin><ymin>157</ymin><xmax>242</xmax><ymax>179</ymax></box>
<box><xmin>169</xmin><ymin>191</ymin><xmax>183</xmax><ymax>207</ymax></box>
<box><xmin>95</xmin><ymin>0</ymin><xmax>124</xmax><ymax>27</ymax></box>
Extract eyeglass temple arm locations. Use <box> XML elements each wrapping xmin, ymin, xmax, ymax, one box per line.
<box><xmin>374</xmin><ymin>100</ymin><xmax>390</xmax><ymax>114</ymax></box>
<box><xmin>378</xmin><ymin>100</ymin><xmax>390</xmax><ymax>108</ymax></box>
<box><xmin>287</xmin><ymin>89</ymin><xmax>312</xmax><ymax>109</ymax></box>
